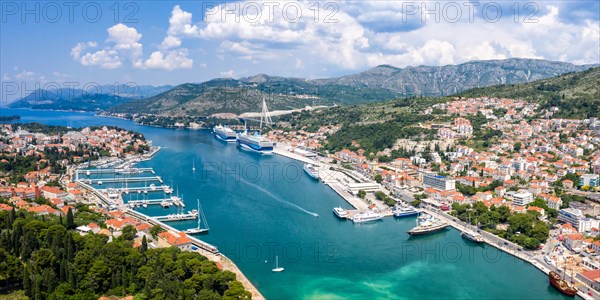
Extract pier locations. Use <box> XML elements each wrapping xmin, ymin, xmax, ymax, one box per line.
<box><xmin>76</xmin><ymin>167</ymin><xmax>155</xmax><ymax>175</ymax></box>
<box><xmin>95</xmin><ymin>185</ymin><xmax>173</xmax><ymax>194</ymax></box>
<box><xmin>273</xmin><ymin>144</ymin><xmax>373</xmax><ymax>211</ymax></box>
<box><xmin>152</xmin><ymin>212</ymin><xmax>198</xmax><ymax>222</ymax></box>
<box><xmin>84</xmin><ymin>176</ymin><xmax>163</xmax><ymax>184</ymax></box>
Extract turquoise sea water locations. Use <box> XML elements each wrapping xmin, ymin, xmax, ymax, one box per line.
<box><xmin>0</xmin><ymin>108</ymin><xmax>572</xmax><ymax>299</ymax></box>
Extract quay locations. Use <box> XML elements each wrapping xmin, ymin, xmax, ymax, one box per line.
<box><xmin>421</xmin><ymin>207</ymin><xmax>597</xmax><ymax>300</ymax></box>
<box><xmin>274</xmin><ymin>145</ymin><xmax>372</xmax><ymax>211</ymax></box>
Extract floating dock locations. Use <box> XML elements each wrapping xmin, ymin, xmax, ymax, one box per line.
<box><xmin>95</xmin><ymin>185</ymin><xmax>172</xmax><ymax>194</ymax></box>
<box><xmin>153</xmin><ymin>213</ymin><xmax>198</xmax><ymax>222</ymax></box>
<box><xmin>85</xmin><ymin>176</ymin><xmax>163</xmax><ymax>184</ymax></box>
<box><xmin>127</xmin><ymin>196</ymin><xmax>184</xmax><ymax>207</ymax></box>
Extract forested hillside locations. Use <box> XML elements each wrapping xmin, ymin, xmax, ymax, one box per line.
<box><xmin>0</xmin><ymin>209</ymin><xmax>250</xmax><ymax>299</ymax></box>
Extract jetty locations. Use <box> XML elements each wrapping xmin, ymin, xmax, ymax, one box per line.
<box><xmin>126</xmin><ymin>197</ymin><xmax>182</xmax><ymax>207</ymax></box>
<box><xmin>152</xmin><ymin>212</ymin><xmax>198</xmax><ymax>222</ymax></box>
<box><xmin>98</xmin><ymin>185</ymin><xmax>172</xmax><ymax>194</ymax></box>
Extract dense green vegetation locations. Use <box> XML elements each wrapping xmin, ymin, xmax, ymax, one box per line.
<box><xmin>455</xmin><ymin>180</ymin><xmax>503</xmax><ymax>196</ymax></box>
<box><xmin>0</xmin><ymin>210</ymin><xmax>250</xmax><ymax>299</ymax></box>
<box><xmin>278</xmin><ymin>97</ymin><xmax>448</xmax><ymax>154</ymax></box>
<box><xmin>451</xmin><ymin>202</ymin><xmax>550</xmax><ymax>249</ymax></box>
<box><xmin>109</xmin><ymin>78</ymin><xmax>401</xmax><ymax>117</ymax></box>
<box><xmin>459</xmin><ymin>67</ymin><xmax>600</xmax><ymax>119</ymax></box>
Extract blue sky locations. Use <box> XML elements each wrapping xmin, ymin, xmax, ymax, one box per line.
<box><xmin>1</xmin><ymin>0</ymin><xmax>599</xmax><ymax>96</ymax></box>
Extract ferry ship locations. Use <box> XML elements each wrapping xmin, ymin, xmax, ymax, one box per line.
<box><xmin>333</xmin><ymin>207</ymin><xmax>349</xmax><ymax>219</ymax></box>
<box><xmin>392</xmin><ymin>205</ymin><xmax>420</xmax><ymax>218</ymax></box>
<box><xmin>237</xmin><ymin>131</ymin><xmax>274</xmax><ymax>154</ymax></box>
<box><xmin>303</xmin><ymin>163</ymin><xmax>319</xmax><ymax>180</ymax></box>
<box><xmin>461</xmin><ymin>230</ymin><xmax>485</xmax><ymax>243</ymax></box>
<box><xmin>213</xmin><ymin>125</ymin><xmax>237</xmax><ymax>142</ymax></box>
<box><xmin>351</xmin><ymin>211</ymin><xmax>383</xmax><ymax>223</ymax></box>
<box><xmin>407</xmin><ymin>215</ymin><xmax>449</xmax><ymax>235</ymax></box>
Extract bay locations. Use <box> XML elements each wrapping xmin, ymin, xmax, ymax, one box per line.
<box><xmin>0</xmin><ymin>108</ymin><xmax>571</xmax><ymax>299</ymax></box>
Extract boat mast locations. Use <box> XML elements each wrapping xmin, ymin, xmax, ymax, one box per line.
<box><xmin>197</xmin><ymin>199</ymin><xmax>201</xmax><ymax>229</ymax></box>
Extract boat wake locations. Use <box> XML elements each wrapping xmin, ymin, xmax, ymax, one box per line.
<box><xmin>238</xmin><ymin>177</ymin><xmax>319</xmax><ymax>217</ymax></box>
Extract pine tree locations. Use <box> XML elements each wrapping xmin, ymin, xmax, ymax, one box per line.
<box><xmin>8</xmin><ymin>207</ymin><xmax>16</xmax><ymax>229</ymax></box>
<box><xmin>66</xmin><ymin>208</ymin><xmax>75</xmax><ymax>229</ymax></box>
<box><xmin>59</xmin><ymin>259</ymin><xmax>67</xmax><ymax>282</ymax></box>
<box><xmin>23</xmin><ymin>267</ymin><xmax>32</xmax><ymax>298</ymax></box>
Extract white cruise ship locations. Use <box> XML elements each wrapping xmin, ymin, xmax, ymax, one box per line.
<box><xmin>213</xmin><ymin>125</ymin><xmax>237</xmax><ymax>142</ymax></box>
<box><xmin>237</xmin><ymin>131</ymin><xmax>274</xmax><ymax>153</ymax></box>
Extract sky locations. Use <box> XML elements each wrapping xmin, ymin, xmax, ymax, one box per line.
<box><xmin>1</xmin><ymin>0</ymin><xmax>599</xmax><ymax>99</ymax></box>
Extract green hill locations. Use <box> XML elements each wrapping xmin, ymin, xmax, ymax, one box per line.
<box><xmin>458</xmin><ymin>67</ymin><xmax>600</xmax><ymax>118</ymax></box>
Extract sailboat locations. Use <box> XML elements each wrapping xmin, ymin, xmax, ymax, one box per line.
<box><xmin>272</xmin><ymin>256</ymin><xmax>284</xmax><ymax>272</ymax></box>
<box><xmin>185</xmin><ymin>199</ymin><xmax>209</xmax><ymax>234</ymax></box>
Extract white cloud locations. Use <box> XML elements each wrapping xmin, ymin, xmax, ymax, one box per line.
<box><xmin>70</xmin><ymin>2</ymin><xmax>598</xmax><ymax>76</ymax></box>
<box><xmin>80</xmin><ymin>49</ymin><xmax>122</xmax><ymax>69</ymax></box>
<box><xmin>72</xmin><ymin>24</ymin><xmax>141</xmax><ymax>69</ymax></box>
<box><xmin>71</xmin><ymin>41</ymin><xmax>98</xmax><ymax>60</ymax></box>
<box><xmin>52</xmin><ymin>72</ymin><xmax>69</xmax><ymax>78</ymax></box>
<box><xmin>190</xmin><ymin>1</ymin><xmax>598</xmax><ymax>72</ymax></box>
<box><xmin>167</xmin><ymin>5</ymin><xmax>201</xmax><ymax>37</ymax></box>
<box><xmin>161</xmin><ymin>36</ymin><xmax>181</xmax><ymax>49</ymax></box>
<box><xmin>107</xmin><ymin>23</ymin><xmax>143</xmax><ymax>58</ymax></box>
<box><xmin>141</xmin><ymin>49</ymin><xmax>193</xmax><ymax>71</ymax></box>
<box><xmin>15</xmin><ymin>70</ymin><xmax>36</xmax><ymax>80</ymax></box>
<box><xmin>220</xmin><ymin>70</ymin><xmax>235</xmax><ymax>77</ymax></box>
<box><xmin>3</xmin><ymin>73</ymin><xmax>10</xmax><ymax>81</ymax></box>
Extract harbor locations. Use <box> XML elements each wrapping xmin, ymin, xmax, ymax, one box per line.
<box><xmin>6</xmin><ymin>108</ymin><xmax>580</xmax><ymax>300</ymax></box>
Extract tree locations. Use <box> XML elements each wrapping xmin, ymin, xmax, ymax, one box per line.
<box><xmin>357</xmin><ymin>190</ymin><xmax>366</xmax><ymax>199</ymax></box>
<box><xmin>66</xmin><ymin>208</ymin><xmax>75</xmax><ymax>230</ymax></box>
<box><xmin>141</xmin><ymin>235</ymin><xmax>148</xmax><ymax>253</ymax></box>
<box><xmin>374</xmin><ymin>174</ymin><xmax>383</xmax><ymax>184</ymax></box>
<box><xmin>149</xmin><ymin>225</ymin><xmax>164</xmax><ymax>238</ymax></box>
<box><xmin>513</xmin><ymin>142</ymin><xmax>522</xmax><ymax>152</ymax></box>
<box><xmin>121</xmin><ymin>225</ymin><xmax>137</xmax><ymax>241</ymax></box>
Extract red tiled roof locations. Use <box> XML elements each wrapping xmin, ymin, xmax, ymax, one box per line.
<box><xmin>158</xmin><ymin>231</ymin><xmax>191</xmax><ymax>246</ymax></box>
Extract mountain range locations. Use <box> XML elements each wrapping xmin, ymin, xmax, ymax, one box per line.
<box><xmin>7</xmin><ymin>84</ymin><xmax>173</xmax><ymax>111</ymax></box>
<box><xmin>9</xmin><ymin>58</ymin><xmax>597</xmax><ymax>115</ymax></box>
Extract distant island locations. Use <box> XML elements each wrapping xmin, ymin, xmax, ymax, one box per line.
<box><xmin>0</xmin><ymin>115</ymin><xmax>20</xmax><ymax>122</ymax></box>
